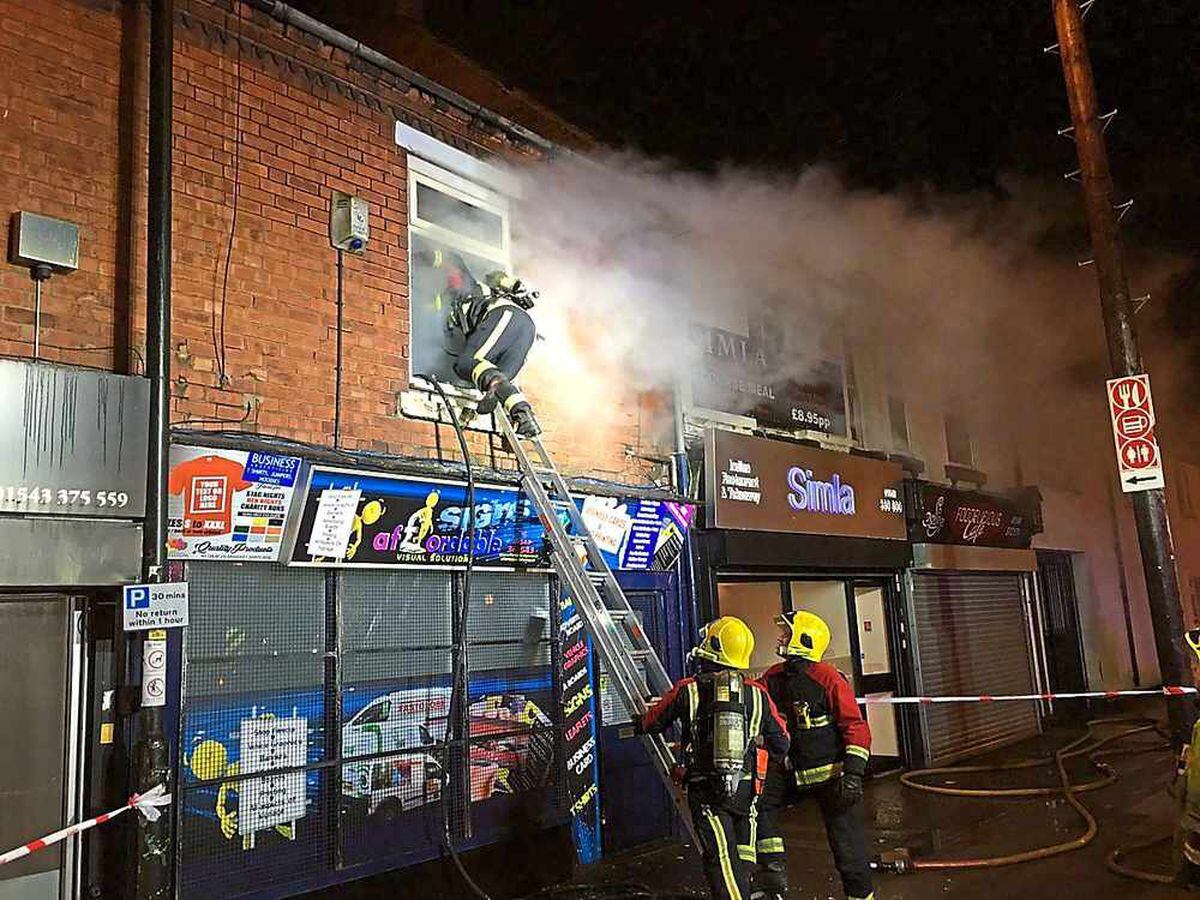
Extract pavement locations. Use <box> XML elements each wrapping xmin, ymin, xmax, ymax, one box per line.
<box><xmin>555</xmin><ymin>709</ymin><xmax>1192</xmax><ymax>900</ymax></box>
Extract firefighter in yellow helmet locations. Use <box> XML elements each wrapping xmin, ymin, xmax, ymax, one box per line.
<box><xmin>751</xmin><ymin>611</ymin><xmax>874</xmax><ymax>900</ymax></box>
<box><xmin>638</xmin><ymin>616</ymin><xmax>790</xmax><ymax>900</ymax></box>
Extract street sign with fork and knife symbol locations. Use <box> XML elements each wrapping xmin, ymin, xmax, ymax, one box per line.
<box><xmin>1107</xmin><ymin>374</ymin><xmax>1165</xmax><ymax>493</ymax></box>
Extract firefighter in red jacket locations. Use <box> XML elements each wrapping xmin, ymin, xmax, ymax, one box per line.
<box><xmin>639</xmin><ymin>616</ymin><xmax>791</xmax><ymax>900</ymax></box>
<box><xmin>752</xmin><ymin>611</ymin><xmax>874</xmax><ymax>900</ymax></box>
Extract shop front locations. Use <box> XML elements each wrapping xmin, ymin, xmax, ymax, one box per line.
<box><xmin>0</xmin><ymin>360</ymin><xmax>148</xmax><ymax>900</ymax></box>
<box><xmin>904</xmin><ymin>481</ymin><xmax>1047</xmax><ymax>767</ymax></box>
<box><xmin>696</xmin><ymin>428</ymin><xmax>913</xmax><ymax>770</ymax></box>
<box><xmin>166</xmin><ymin>442</ymin><xmax>693</xmax><ymax>898</ymax></box>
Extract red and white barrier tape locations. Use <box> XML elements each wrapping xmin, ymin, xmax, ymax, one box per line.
<box><xmin>0</xmin><ymin>784</ymin><xmax>171</xmax><ymax>866</ymax></box>
<box><xmin>857</xmin><ymin>685</ymin><xmax>1197</xmax><ymax>705</ymax></box>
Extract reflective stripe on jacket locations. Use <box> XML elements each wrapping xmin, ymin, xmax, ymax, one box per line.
<box><xmin>757</xmin><ymin>659</ymin><xmax>871</xmax><ymax>786</ymax></box>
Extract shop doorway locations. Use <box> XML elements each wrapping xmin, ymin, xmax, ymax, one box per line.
<box><xmin>0</xmin><ymin>595</ymin><xmax>86</xmax><ymax>900</ymax></box>
<box><xmin>1035</xmin><ymin>551</ymin><xmax>1087</xmax><ymax>695</ymax></box>
<box><xmin>597</xmin><ymin>587</ymin><xmax>675</xmax><ymax>853</ymax></box>
<box><xmin>716</xmin><ymin>578</ymin><xmax>903</xmax><ymax>769</ymax></box>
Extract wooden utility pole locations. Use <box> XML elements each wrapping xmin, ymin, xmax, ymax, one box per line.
<box><xmin>1051</xmin><ymin>0</ymin><xmax>1193</xmax><ymax>745</ymax></box>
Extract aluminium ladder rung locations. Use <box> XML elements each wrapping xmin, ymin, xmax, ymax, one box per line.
<box><xmin>493</xmin><ymin>405</ymin><xmax>697</xmax><ymax>845</ymax></box>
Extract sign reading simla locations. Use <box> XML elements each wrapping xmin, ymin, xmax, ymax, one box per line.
<box><xmin>705</xmin><ymin>428</ymin><xmax>907</xmax><ymax>540</ymax></box>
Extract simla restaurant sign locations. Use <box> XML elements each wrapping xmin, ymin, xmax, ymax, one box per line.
<box><xmin>705</xmin><ymin>428</ymin><xmax>907</xmax><ymax>540</ymax></box>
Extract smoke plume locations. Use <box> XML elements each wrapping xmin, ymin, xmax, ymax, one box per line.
<box><xmin>505</xmin><ymin>153</ymin><xmax>1182</xmax><ymax>481</ymax></box>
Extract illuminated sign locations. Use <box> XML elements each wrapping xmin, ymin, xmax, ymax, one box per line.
<box><xmin>288</xmin><ymin>466</ymin><xmax>694</xmax><ymax>570</ymax></box>
<box><xmin>705</xmin><ymin>429</ymin><xmax>906</xmax><ymax>540</ymax></box>
<box><xmin>787</xmin><ymin>467</ymin><xmax>856</xmax><ymax>515</ymax></box>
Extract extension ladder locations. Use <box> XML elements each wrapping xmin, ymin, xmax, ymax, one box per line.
<box><xmin>493</xmin><ymin>406</ymin><xmax>699</xmax><ymax>845</ymax></box>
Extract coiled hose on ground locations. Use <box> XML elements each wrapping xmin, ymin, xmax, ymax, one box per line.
<box><xmin>893</xmin><ymin>717</ymin><xmax>1170</xmax><ymax>871</ymax></box>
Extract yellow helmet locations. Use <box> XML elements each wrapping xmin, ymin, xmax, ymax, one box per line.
<box><xmin>776</xmin><ymin>610</ymin><xmax>831</xmax><ymax>662</ymax></box>
<box><xmin>692</xmin><ymin>616</ymin><xmax>754</xmax><ymax>670</ymax></box>
<box><xmin>1187</xmin><ymin>628</ymin><xmax>1200</xmax><ymax>665</ymax></box>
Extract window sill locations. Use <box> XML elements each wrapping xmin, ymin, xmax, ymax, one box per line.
<box><xmin>396</xmin><ymin>384</ymin><xmax>497</xmax><ymax>434</ymax></box>
<box><xmin>945</xmin><ymin>463</ymin><xmax>987</xmax><ymax>487</ymax></box>
<box><xmin>888</xmin><ymin>452</ymin><xmax>926</xmax><ymax>477</ymax></box>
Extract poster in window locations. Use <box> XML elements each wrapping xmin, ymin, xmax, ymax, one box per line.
<box><xmin>181</xmin><ymin>691</ymin><xmax>324</xmax><ymax>863</ymax></box>
<box><xmin>338</xmin><ymin>670</ymin><xmax>557</xmax><ymax>848</ymax></box>
<box><xmin>689</xmin><ymin>323</ymin><xmax>847</xmax><ymax>435</ymax></box>
<box><xmin>167</xmin><ymin>446</ymin><xmax>302</xmax><ymax>561</ymax></box>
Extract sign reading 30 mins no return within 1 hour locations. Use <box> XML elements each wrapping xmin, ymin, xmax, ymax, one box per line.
<box><xmin>122</xmin><ymin>582</ymin><xmax>189</xmax><ymax>631</ymax></box>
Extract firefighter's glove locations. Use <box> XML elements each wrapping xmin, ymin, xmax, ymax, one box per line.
<box><xmin>835</xmin><ymin>772</ymin><xmax>864</xmax><ymax>811</ymax></box>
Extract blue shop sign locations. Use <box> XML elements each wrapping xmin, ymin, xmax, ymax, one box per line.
<box><xmin>287</xmin><ymin>466</ymin><xmax>693</xmax><ymax>572</ymax></box>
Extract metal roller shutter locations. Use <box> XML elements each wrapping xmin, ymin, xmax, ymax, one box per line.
<box><xmin>911</xmin><ymin>572</ymin><xmax>1040</xmax><ymax>765</ymax></box>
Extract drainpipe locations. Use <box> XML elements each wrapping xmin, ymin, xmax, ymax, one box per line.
<box><xmin>673</xmin><ymin>379</ymin><xmax>700</xmax><ymax>675</ymax></box>
<box><xmin>135</xmin><ymin>0</ymin><xmax>173</xmax><ymax>896</ymax></box>
<box><xmin>242</xmin><ymin>0</ymin><xmax>556</xmax><ymax>154</ymax></box>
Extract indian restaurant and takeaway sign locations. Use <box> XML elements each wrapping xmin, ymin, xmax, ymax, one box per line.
<box><xmin>704</xmin><ymin>429</ymin><xmax>907</xmax><ymax>540</ymax></box>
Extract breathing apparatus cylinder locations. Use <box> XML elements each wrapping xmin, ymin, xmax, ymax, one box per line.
<box><xmin>712</xmin><ymin>669</ymin><xmax>748</xmax><ymax>798</ymax></box>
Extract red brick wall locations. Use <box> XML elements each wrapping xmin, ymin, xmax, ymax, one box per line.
<box><xmin>0</xmin><ymin>0</ymin><xmax>663</xmax><ymax>483</ymax></box>
<box><xmin>0</xmin><ymin>0</ymin><xmax>129</xmax><ymax>365</ymax></box>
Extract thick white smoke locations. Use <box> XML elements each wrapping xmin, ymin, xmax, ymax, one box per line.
<box><xmin>504</xmin><ymin>153</ymin><xmax>1180</xmax><ymax>481</ymax></box>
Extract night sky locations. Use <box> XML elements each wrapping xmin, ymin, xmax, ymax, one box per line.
<box><xmin>428</xmin><ymin>2</ymin><xmax>1196</xmax><ymax>236</ymax></box>
<box><xmin>292</xmin><ymin>0</ymin><xmax>1200</xmax><ymax>354</ymax></box>
<box><xmin>293</xmin><ymin>2</ymin><xmax>1198</xmax><ymax>243</ymax></box>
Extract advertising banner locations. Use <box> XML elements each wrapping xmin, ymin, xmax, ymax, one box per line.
<box><xmin>705</xmin><ymin>428</ymin><xmax>906</xmax><ymax>539</ymax></box>
<box><xmin>689</xmin><ymin>324</ymin><xmax>848</xmax><ymax>435</ymax></box>
<box><xmin>559</xmin><ymin>591</ymin><xmax>601</xmax><ymax>863</ymax></box>
<box><xmin>289</xmin><ymin>466</ymin><xmax>694</xmax><ymax>572</ymax></box>
<box><xmin>910</xmin><ymin>483</ymin><xmax>1039</xmax><ymax>549</ymax></box>
<box><xmin>289</xmin><ymin>468</ymin><xmax>550</xmax><ymax>568</ymax></box>
<box><xmin>168</xmin><ymin>446</ymin><xmax>302</xmax><ymax>561</ymax></box>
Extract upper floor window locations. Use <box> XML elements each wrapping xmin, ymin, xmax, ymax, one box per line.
<box><xmin>944</xmin><ymin>413</ymin><xmax>975</xmax><ymax>468</ymax></box>
<box><xmin>888</xmin><ymin>395</ymin><xmax>909</xmax><ymax>450</ymax></box>
<box><xmin>1180</xmin><ymin>465</ymin><xmax>1197</xmax><ymax>519</ymax></box>
<box><xmin>407</xmin><ymin>157</ymin><xmax>510</xmax><ymax>385</ymax></box>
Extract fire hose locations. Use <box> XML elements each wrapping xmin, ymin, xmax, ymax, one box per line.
<box><xmin>874</xmin><ymin>717</ymin><xmax>1170</xmax><ymax>874</ymax></box>
<box><xmin>424</xmin><ymin>376</ymin><xmax>493</xmax><ymax>900</ymax></box>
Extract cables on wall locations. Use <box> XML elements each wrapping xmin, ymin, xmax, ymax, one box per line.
<box><xmin>212</xmin><ymin>0</ymin><xmax>244</xmax><ymax>388</ymax></box>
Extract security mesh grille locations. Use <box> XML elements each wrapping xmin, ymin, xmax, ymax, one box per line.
<box><xmin>339</xmin><ymin>570</ymin><xmax>453</xmax><ymax>865</ymax></box>
<box><xmin>465</xmin><ymin>573</ymin><xmax>561</xmax><ymax>838</ymax></box>
<box><xmin>178</xmin><ymin>563</ymin><xmax>566</xmax><ymax>894</ymax></box>
<box><xmin>178</xmin><ymin>563</ymin><xmax>330</xmax><ymax>900</ymax></box>
<box><xmin>911</xmin><ymin>572</ymin><xmax>1040</xmax><ymax>765</ymax></box>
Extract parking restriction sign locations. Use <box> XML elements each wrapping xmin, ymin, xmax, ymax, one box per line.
<box><xmin>1107</xmin><ymin>374</ymin><xmax>1165</xmax><ymax>493</ymax></box>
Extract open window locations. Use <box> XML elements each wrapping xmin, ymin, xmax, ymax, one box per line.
<box><xmin>888</xmin><ymin>395</ymin><xmax>910</xmax><ymax>451</ymax></box>
<box><xmin>944</xmin><ymin>412</ymin><xmax>975</xmax><ymax>468</ymax></box>
<box><xmin>407</xmin><ymin>156</ymin><xmax>511</xmax><ymax>387</ymax></box>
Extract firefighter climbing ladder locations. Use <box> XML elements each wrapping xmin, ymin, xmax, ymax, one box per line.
<box><xmin>493</xmin><ymin>406</ymin><xmax>699</xmax><ymax>845</ymax></box>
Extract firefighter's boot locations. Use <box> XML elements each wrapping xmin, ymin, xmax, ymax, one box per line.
<box><xmin>511</xmin><ymin>404</ymin><xmax>542</xmax><ymax>438</ymax></box>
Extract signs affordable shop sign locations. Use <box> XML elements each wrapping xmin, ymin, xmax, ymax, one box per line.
<box><xmin>288</xmin><ymin>466</ymin><xmax>694</xmax><ymax>571</ymax></box>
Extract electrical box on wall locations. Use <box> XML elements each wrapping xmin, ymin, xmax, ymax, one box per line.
<box><xmin>9</xmin><ymin>211</ymin><xmax>79</xmax><ymax>272</ymax></box>
<box><xmin>329</xmin><ymin>191</ymin><xmax>369</xmax><ymax>253</ymax></box>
